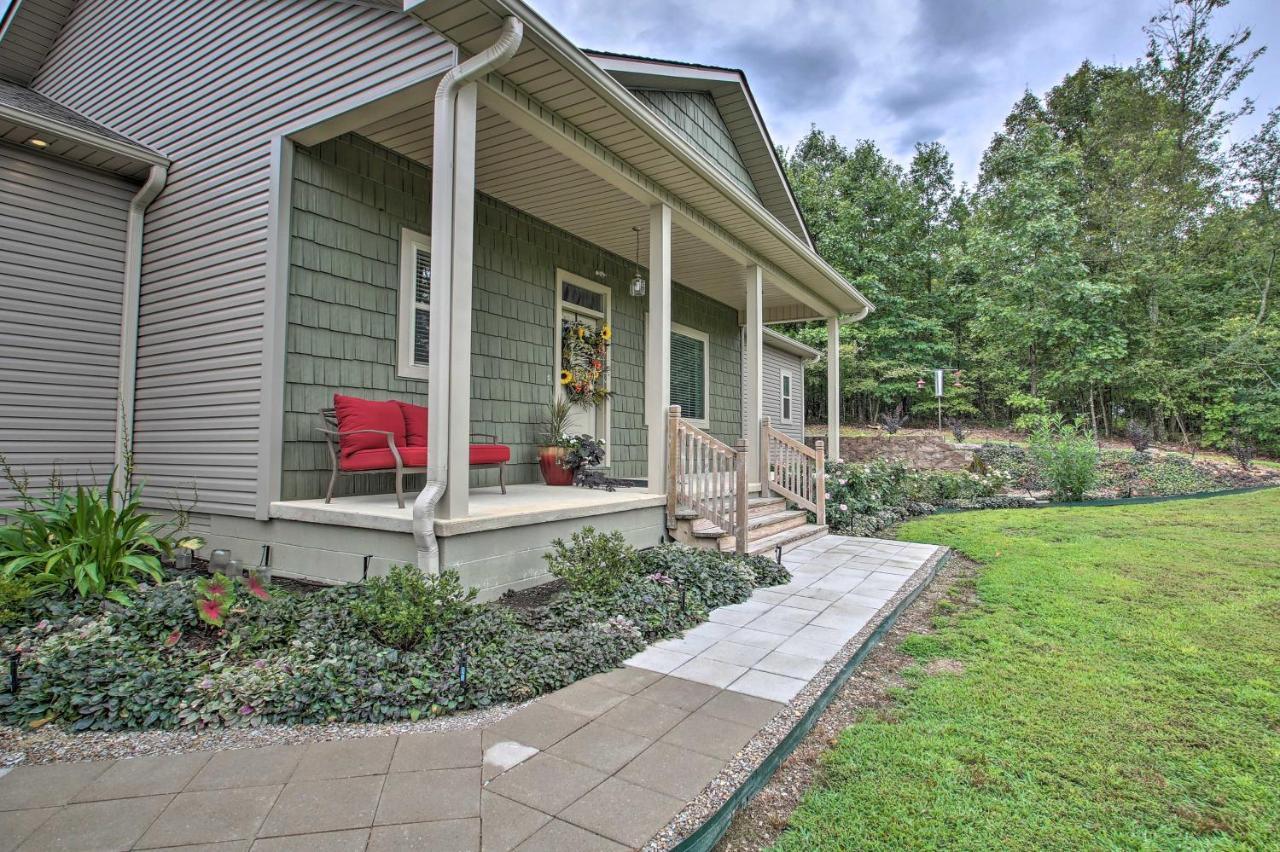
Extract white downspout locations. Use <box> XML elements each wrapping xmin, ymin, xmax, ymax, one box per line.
<box><xmin>115</xmin><ymin>164</ymin><xmax>168</xmax><ymax>484</ymax></box>
<box><xmin>414</xmin><ymin>16</ymin><xmax>524</xmax><ymax>574</ymax></box>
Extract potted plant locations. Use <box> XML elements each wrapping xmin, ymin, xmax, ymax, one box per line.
<box><xmin>537</xmin><ymin>399</ymin><xmax>576</xmax><ymax>486</ymax></box>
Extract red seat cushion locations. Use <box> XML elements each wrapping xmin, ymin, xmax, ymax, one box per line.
<box><xmin>340</xmin><ymin>446</ymin><xmax>427</xmax><ymax>472</ymax></box>
<box><xmin>469</xmin><ymin>443</ymin><xmax>511</xmax><ymax>465</ymax></box>
<box><xmin>337</xmin><ymin>443</ymin><xmax>509</xmax><ymax>472</ymax></box>
<box><xmin>333</xmin><ymin>394</ymin><xmax>406</xmax><ymax>460</ymax></box>
<box><xmin>398</xmin><ymin>402</ymin><xmax>428</xmax><ymax>447</ymax></box>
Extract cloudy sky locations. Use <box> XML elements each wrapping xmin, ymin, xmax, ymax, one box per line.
<box><xmin>535</xmin><ymin>0</ymin><xmax>1280</xmax><ymax>186</ymax></box>
<box><xmin>2</xmin><ymin>0</ymin><xmax>1274</xmax><ymax>184</ymax></box>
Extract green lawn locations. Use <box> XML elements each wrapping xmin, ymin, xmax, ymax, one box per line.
<box><xmin>775</xmin><ymin>490</ymin><xmax>1280</xmax><ymax>850</ymax></box>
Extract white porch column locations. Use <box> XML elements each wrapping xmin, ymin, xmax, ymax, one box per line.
<box><xmin>429</xmin><ymin>81</ymin><xmax>479</xmax><ymax>520</ymax></box>
<box><xmin>646</xmin><ymin>203</ymin><xmax>672</xmax><ymax>493</ymax></box>
<box><xmin>743</xmin><ymin>264</ymin><xmax>763</xmax><ymax>480</ymax></box>
<box><xmin>827</xmin><ymin>316</ymin><xmax>841</xmax><ymax>462</ymax></box>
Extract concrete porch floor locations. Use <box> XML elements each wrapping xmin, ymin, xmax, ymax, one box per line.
<box><xmin>270</xmin><ymin>483</ymin><xmax>668</xmax><ymax>536</ymax></box>
<box><xmin>0</xmin><ymin>534</ymin><xmax>943</xmax><ymax>851</ymax></box>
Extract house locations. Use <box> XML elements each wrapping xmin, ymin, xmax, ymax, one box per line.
<box><xmin>0</xmin><ymin>0</ymin><xmax>872</xmax><ymax>597</ymax></box>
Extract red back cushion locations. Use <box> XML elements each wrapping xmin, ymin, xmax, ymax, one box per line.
<box><xmin>333</xmin><ymin>394</ymin><xmax>406</xmax><ymax>459</ymax></box>
<box><xmin>398</xmin><ymin>402</ymin><xmax>429</xmax><ymax>447</ymax></box>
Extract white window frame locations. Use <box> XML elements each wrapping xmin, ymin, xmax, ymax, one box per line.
<box><xmin>397</xmin><ymin>227</ymin><xmax>431</xmax><ymax>381</ymax></box>
<box><xmin>670</xmin><ymin>322</ymin><xmax>711</xmax><ymax>429</ymax></box>
<box><xmin>554</xmin><ymin>268</ymin><xmax>612</xmax><ymax>462</ymax></box>
<box><xmin>779</xmin><ymin>366</ymin><xmax>796</xmax><ymax>424</ymax></box>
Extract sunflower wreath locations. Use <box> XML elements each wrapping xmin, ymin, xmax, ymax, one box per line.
<box><xmin>560</xmin><ymin>318</ymin><xmax>612</xmax><ymax>406</ymax></box>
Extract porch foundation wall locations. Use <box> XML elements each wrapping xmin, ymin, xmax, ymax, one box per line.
<box><xmin>437</xmin><ymin>506</ymin><xmax>667</xmax><ymax>597</ymax></box>
<box><xmin>200</xmin><ymin>506</ymin><xmax>666</xmax><ymax>599</ymax></box>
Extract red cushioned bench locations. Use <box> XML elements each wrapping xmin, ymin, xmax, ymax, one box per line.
<box><xmin>318</xmin><ymin>394</ymin><xmax>510</xmax><ymax>508</ymax></box>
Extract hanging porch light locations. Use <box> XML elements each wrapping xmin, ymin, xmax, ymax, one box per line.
<box><xmin>629</xmin><ymin>226</ymin><xmax>647</xmax><ymax>298</ymax></box>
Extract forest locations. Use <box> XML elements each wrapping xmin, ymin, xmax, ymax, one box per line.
<box><xmin>784</xmin><ymin>0</ymin><xmax>1279</xmax><ymax>454</ymax></box>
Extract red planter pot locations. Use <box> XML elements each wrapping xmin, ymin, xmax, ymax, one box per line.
<box><xmin>539</xmin><ymin>447</ymin><xmax>574</xmax><ymax>486</ymax></box>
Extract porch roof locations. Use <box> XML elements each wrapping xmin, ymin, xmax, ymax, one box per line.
<box><xmin>402</xmin><ymin>0</ymin><xmax>873</xmax><ymax>323</ymax></box>
<box><xmin>0</xmin><ymin>79</ymin><xmax>169</xmax><ymax>179</ymax></box>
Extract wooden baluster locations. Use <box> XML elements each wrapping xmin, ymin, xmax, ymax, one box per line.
<box><xmin>666</xmin><ymin>407</ymin><xmax>679</xmax><ymax>524</ymax></box>
<box><xmin>815</xmin><ymin>439</ymin><xmax>826</xmax><ymax>526</ymax></box>
<box><xmin>735</xmin><ymin>438</ymin><xmax>748</xmax><ymax>554</ymax></box>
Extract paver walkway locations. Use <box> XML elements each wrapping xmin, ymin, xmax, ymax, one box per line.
<box><xmin>0</xmin><ymin>535</ymin><xmax>940</xmax><ymax>852</ymax></box>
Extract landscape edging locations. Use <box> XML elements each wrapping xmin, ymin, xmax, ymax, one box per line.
<box><xmin>669</xmin><ymin>548</ymin><xmax>951</xmax><ymax>852</ymax></box>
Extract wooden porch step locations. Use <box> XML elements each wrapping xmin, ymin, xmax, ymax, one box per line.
<box><xmin>748</xmin><ymin>495</ymin><xmax>787</xmax><ymax>518</ymax></box>
<box><xmin>691</xmin><ymin>508</ymin><xmax>807</xmax><ymax>540</ymax></box>
<box><xmin>741</xmin><ymin>523</ymin><xmax>829</xmax><ymax>556</ymax></box>
<box><xmin>672</xmin><ymin>493</ymin><xmax>781</xmax><ymax>523</ymax></box>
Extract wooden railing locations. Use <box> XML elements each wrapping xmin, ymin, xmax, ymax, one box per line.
<box><xmin>760</xmin><ymin>417</ymin><xmax>826</xmax><ymax>526</ymax></box>
<box><xmin>667</xmin><ymin>405</ymin><xmax>748</xmax><ymax>554</ymax></box>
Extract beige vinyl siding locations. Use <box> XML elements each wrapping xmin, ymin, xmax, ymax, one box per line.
<box><xmin>29</xmin><ymin>0</ymin><xmax>453</xmax><ymax>516</ymax></box>
<box><xmin>0</xmin><ymin>141</ymin><xmax>134</xmax><ymax>507</ymax></box>
<box><xmin>631</xmin><ymin>88</ymin><xmax>759</xmax><ymax>201</ymax></box>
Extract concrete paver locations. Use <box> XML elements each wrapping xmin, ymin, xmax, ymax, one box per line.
<box><xmin>0</xmin><ymin>534</ymin><xmax>937</xmax><ymax>851</ymax></box>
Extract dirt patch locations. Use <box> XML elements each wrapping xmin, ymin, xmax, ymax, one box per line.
<box><xmin>715</xmin><ymin>556</ymin><xmax>980</xmax><ymax>852</ymax></box>
<box><xmin>496</xmin><ymin>577</ymin><xmax>569</xmax><ymax>612</ymax></box>
<box><xmin>924</xmin><ymin>658</ymin><xmax>966</xmax><ymax>676</ymax></box>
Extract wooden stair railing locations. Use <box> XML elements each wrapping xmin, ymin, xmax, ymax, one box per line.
<box><xmin>760</xmin><ymin>417</ymin><xmax>826</xmax><ymax>526</ymax></box>
<box><xmin>666</xmin><ymin>405</ymin><xmax>749</xmax><ymax>555</ymax></box>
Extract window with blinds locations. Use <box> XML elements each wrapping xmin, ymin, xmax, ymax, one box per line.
<box><xmin>411</xmin><ymin>249</ymin><xmax>430</xmax><ymax>364</ymax></box>
<box><xmin>398</xmin><ymin>228</ymin><xmax>432</xmax><ymax>380</ymax></box>
<box><xmin>671</xmin><ymin>327</ymin><xmax>708</xmax><ymax>424</ymax></box>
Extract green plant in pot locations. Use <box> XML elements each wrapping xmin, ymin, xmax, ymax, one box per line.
<box><xmin>537</xmin><ymin>399</ymin><xmax>577</xmax><ymax>485</ymax></box>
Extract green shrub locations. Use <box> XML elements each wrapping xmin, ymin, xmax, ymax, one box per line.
<box><xmin>351</xmin><ymin>565</ymin><xmax>477</xmax><ymax>651</ymax></box>
<box><xmin>0</xmin><ymin>544</ymin><xmax>789</xmax><ymax>732</ymax></box>
<box><xmin>905</xmin><ymin>470</ymin><xmax>1008</xmax><ymax>503</ymax></box>
<box><xmin>543</xmin><ymin>527</ymin><xmax>638</xmax><ymax>596</ymax></box>
<box><xmin>0</xmin><ymin>575</ymin><xmax>32</xmax><ymax>627</ymax></box>
<box><xmin>1026</xmin><ymin>415</ymin><xmax>1099</xmax><ymax>501</ymax></box>
<box><xmin>0</xmin><ymin>474</ymin><xmax>172</xmax><ymax>603</ymax></box>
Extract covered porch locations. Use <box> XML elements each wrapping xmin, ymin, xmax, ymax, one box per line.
<box><xmin>256</xmin><ymin>4</ymin><xmax>870</xmax><ymax>592</ymax></box>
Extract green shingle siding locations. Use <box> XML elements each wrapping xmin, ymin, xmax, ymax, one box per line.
<box><xmin>282</xmin><ymin>133</ymin><xmax>741</xmax><ymax>500</ymax></box>
<box><xmin>632</xmin><ymin>89</ymin><xmax>758</xmax><ymax>200</ymax></box>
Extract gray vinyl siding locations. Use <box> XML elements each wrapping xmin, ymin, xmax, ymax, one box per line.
<box><xmin>282</xmin><ymin>133</ymin><xmax>742</xmax><ymax>500</ymax></box>
<box><xmin>743</xmin><ymin>339</ymin><xmax>806</xmax><ymax>443</ymax></box>
<box><xmin>28</xmin><ymin>0</ymin><xmax>454</xmax><ymax>516</ymax></box>
<box><xmin>632</xmin><ymin>89</ymin><xmax>759</xmax><ymax>201</ymax></box>
<box><xmin>0</xmin><ymin>141</ymin><xmax>133</xmax><ymax>507</ymax></box>
<box><xmin>0</xmin><ymin>0</ymin><xmax>76</xmax><ymax>85</ymax></box>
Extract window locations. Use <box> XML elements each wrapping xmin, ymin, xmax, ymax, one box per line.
<box><xmin>397</xmin><ymin>228</ymin><xmax>431</xmax><ymax>380</ymax></box>
<box><xmin>670</xmin><ymin>323</ymin><xmax>710</xmax><ymax>427</ymax></box>
<box><xmin>780</xmin><ymin>368</ymin><xmax>795</xmax><ymax>423</ymax></box>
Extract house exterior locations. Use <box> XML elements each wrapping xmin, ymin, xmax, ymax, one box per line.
<box><xmin>750</xmin><ymin>328</ymin><xmax>821</xmax><ymax>445</ymax></box>
<box><xmin>0</xmin><ymin>0</ymin><xmax>872</xmax><ymax>596</ymax></box>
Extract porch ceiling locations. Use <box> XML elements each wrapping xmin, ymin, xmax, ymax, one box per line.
<box><xmin>355</xmin><ymin>96</ymin><xmax>806</xmax><ymax>318</ymax></box>
<box><xmin>403</xmin><ymin>0</ymin><xmax>872</xmax><ymax>321</ymax></box>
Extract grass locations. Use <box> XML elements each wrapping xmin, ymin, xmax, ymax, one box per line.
<box><xmin>774</xmin><ymin>489</ymin><xmax>1280</xmax><ymax>850</ymax></box>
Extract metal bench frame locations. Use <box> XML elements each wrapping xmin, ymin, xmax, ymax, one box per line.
<box><xmin>317</xmin><ymin>407</ymin><xmax>506</xmax><ymax>508</ymax></box>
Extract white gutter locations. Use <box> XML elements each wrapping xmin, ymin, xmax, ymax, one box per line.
<box><xmin>114</xmin><ymin>164</ymin><xmax>167</xmax><ymax>482</ymax></box>
<box><xmin>413</xmin><ymin>15</ymin><xmax>524</xmax><ymax>575</ymax></box>
<box><xmin>473</xmin><ymin>0</ymin><xmax>874</xmax><ymax>319</ymax></box>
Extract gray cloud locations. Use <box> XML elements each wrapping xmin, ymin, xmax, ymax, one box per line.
<box><xmin>529</xmin><ymin>0</ymin><xmax>1280</xmax><ymax>183</ymax></box>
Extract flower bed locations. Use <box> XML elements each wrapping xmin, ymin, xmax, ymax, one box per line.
<box><xmin>0</xmin><ymin>536</ymin><xmax>788</xmax><ymax>734</ymax></box>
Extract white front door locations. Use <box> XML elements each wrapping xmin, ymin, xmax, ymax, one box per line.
<box><xmin>555</xmin><ymin>270</ymin><xmax>611</xmax><ymax>454</ymax></box>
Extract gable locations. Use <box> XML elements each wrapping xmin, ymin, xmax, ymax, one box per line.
<box><xmin>0</xmin><ymin>0</ymin><xmax>77</xmax><ymax>85</ymax></box>
<box><xmin>631</xmin><ymin>88</ymin><xmax>759</xmax><ymax>201</ymax></box>
<box><xmin>587</xmin><ymin>51</ymin><xmax>812</xmax><ymax>248</ymax></box>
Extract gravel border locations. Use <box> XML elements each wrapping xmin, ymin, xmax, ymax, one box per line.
<box><xmin>643</xmin><ymin>545</ymin><xmax>950</xmax><ymax>852</ymax></box>
<box><xmin>0</xmin><ymin>701</ymin><xmax>524</xmax><ymax>768</ymax></box>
